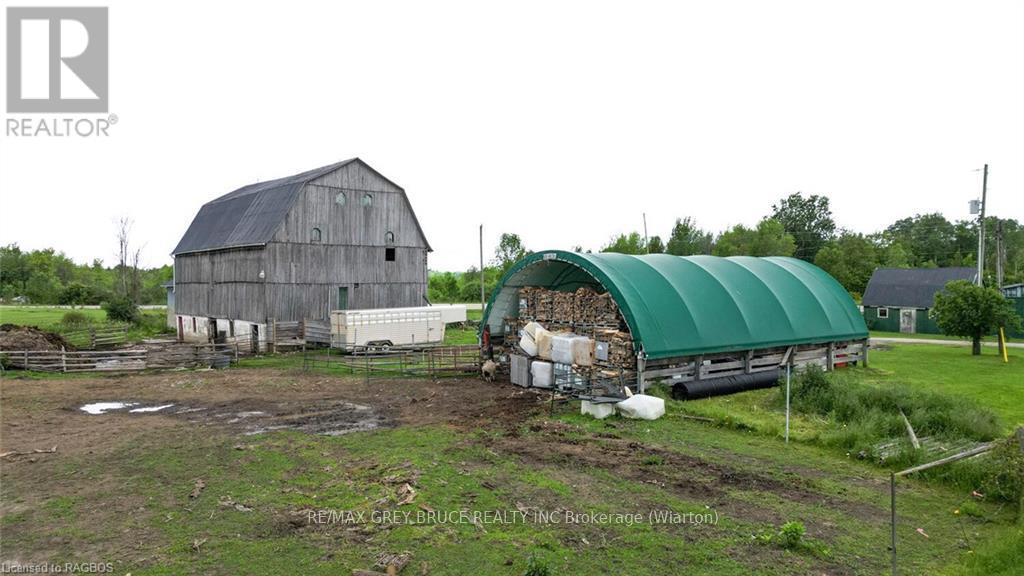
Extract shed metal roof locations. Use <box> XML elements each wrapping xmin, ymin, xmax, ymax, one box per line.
<box><xmin>862</xmin><ymin>267</ymin><xmax>976</xmax><ymax>309</ymax></box>
<box><xmin>172</xmin><ymin>158</ymin><xmax>431</xmax><ymax>255</ymax></box>
<box><xmin>483</xmin><ymin>250</ymin><xmax>868</xmax><ymax>360</ymax></box>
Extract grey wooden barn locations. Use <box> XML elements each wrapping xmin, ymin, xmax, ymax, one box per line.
<box><xmin>170</xmin><ymin>158</ymin><xmax>430</xmax><ymax>342</ymax></box>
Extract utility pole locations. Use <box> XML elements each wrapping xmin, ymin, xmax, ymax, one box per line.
<box><xmin>977</xmin><ymin>164</ymin><xmax>988</xmax><ymax>286</ymax></box>
<box><xmin>995</xmin><ymin>220</ymin><xmax>1004</xmax><ymax>288</ymax></box>
<box><xmin>479</xmin><ymin>224</ymin><xmax>485</xmax><ymax>310</ymax></box>
<box><xmin>642</xmin><ymin>213</ymin><xmax>649</xmax><ymax>254</ymax></box>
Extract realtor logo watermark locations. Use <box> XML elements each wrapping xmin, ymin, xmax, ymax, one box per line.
<box><xmin>5</xmin><ymin>6</ymin><xmax>115</xmax><ymax>136</ymax></box>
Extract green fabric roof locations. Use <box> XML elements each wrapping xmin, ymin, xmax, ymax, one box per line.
<box><xmin>483</xmin><ymin>250</ymin><xmax>868</xmax><ymax>360</ymax></box>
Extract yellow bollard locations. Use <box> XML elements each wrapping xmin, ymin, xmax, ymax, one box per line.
<box><xmin>1000</xmin><ymin>327</ymin><xmax>1009</xmax><ymax>363</ymax></box>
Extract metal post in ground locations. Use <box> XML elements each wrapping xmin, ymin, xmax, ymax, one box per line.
<box><xmin>891</xmin><ymin>472</ymin><xmax>897</xmax><ymax>575</ymax></box>
<box><xmin>785</xmin><ymin>364</ymin><xmax>791</xmax><ymax>444</ymax></box>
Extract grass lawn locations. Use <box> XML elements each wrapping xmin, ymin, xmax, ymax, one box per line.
<box><xmin>870</xmin><ymin>330</ymin><xmax>1018</xmax><ymax>343</ymax></box>
<box><xmin>0</xmin><ymin>305</ymin><xmax>172</xmax><ymax>343</ymax></box>
<box><xmin>0</xmin><ymin>306</ymin><xmax>109</xmax><ymax>326</ymax></box>
<box><xmin>867</xmin><ymin>344</ymin><xmax>1024</xmax><ymax>429</ymax></box>
<box><xmin>443</xmin><ymin>308</ymin><xmax>482</xmax><ymax>346</ymax></box>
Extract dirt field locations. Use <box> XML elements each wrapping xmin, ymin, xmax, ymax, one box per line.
<box><xmin>0</xmin><ymin>367</ymin><xmax>1013</xmax><ymax>574</ymax></box>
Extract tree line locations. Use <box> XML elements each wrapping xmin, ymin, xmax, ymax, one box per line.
<box><xmin>0</xmin><ymin>219</ymin><xmax>172</xmax><ymax>308</ymax></box>
<box><xmin>429</xmin><ymin>193</ymin><xmax>1024</xmax><ymax>302</ymax></box>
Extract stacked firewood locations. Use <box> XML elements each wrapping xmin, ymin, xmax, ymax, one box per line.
<box><xmin>595</xmin><ymin>328</ymin><xmax>635</xmax><ymax>367</ymax></box>
<box><xmin>520</xmin><ymin>286</ymin><xmax>624</xmax><ymax>328</ymax></box>
<box><xmin>511</xmin><ymin>285</ymin><xmax>635</xmax><ymax>369</ymax></box>
<box><xmin>572</xmin><ymin>287</ymin><xmax>621</xmax><ymax>327</ymax></box>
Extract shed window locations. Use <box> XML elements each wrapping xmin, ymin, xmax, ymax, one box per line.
<box><xmin>877</xmin><ymin>307</ymin><xmax>889</xmax><ymax>319</ymax></box>
<box><xmin>335</xmin><ymin>192</ymin><xmax>346</xmax><ymax>205</ymax></box>
<box><xmin>385</xmin><ymin>247</ymin><xmax>396</xmax><ymax>262</ymax></box>
<box><xmin>311</xmin><ymin>227</ymin><xmax>322</xmax><ymax>243</ymax></box>
<box><xmin>385</xmin><ymin>231</ymin><xmax>395</xmax><ymax>245</ymax></box>
<box><xmin>361</xmin><ymin>193</ymin><xmax>373</xmax><ymax>207</ymax></box>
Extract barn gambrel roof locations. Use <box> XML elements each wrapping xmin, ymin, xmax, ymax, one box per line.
<box><xmin>172</xmin><ymin>158</ymin><xmax>431</xmax><ymax>255</ymax></box>
<box><xmin>861</xmin><ymin>267</ymin><xmax>977</xmax><ymax>309</ymax></box>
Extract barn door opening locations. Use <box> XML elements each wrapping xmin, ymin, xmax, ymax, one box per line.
<box><xmin>899</xmin><ymin>309</ymin><xmax>916</xmax><ymax>334</ymax></box>
<box><xmin>251</xmin><ymin>325</ymin><xmax>260</xmax><ymax>354</ymax></box>
<box><xmin>177</xmin><ymin>316</ymin><xmax>184</xmax><ymax>342</ymax></box>
<box><xmin>338</xmin><ymin>287</ymin><xmax>349</xmax><ymax>310</ymax></box>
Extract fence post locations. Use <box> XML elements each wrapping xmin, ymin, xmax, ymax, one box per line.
<box><xmin>61</xmin><ymin>347</ymin><xmax>67</xmax><ymax>373</ymax></box>
<box><xmin>891</xmin><ymin>472</ymin><xmax>897</xmax><ymax>575</ymax></box>
<box><xmin>1018</xmin><ymin>427</ymin><xmax>1024</xmax><ymax>525</ymax></box>
<box><xmin>24</xmin><ymin>350</ymin><xmax>28</xmax><ymax>369</ymax></box>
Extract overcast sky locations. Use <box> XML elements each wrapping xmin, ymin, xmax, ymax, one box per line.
<box><xmin>1</xmin><ymin>0</ymin><xmax>1022</xmax><ymax>271</ymax></box>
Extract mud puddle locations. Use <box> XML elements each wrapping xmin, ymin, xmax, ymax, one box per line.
<box><xmin>78</xmin><ymin>399</ymin><xmax>386</xmax><ymax>436</ymax></box>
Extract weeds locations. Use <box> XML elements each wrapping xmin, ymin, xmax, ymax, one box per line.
<box><xmin>523</xmin><ymin>554</ymin><xmax>551</xmax><ymax>576</ymax></box>
<box><xmin>754</xmin><ymin>520</ymin><xmax>830</xmax><ymax>557</ymax></box>
<box><xmin>778</xmin><ymin>366</ymin><xmax>1021</xmax><ymax>504</ymax></box>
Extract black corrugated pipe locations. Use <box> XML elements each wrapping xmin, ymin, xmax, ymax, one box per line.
<box><xmin>671</xmin><ymin>368</ymin><xmax>781</xmax><ymax>400</ymax></box>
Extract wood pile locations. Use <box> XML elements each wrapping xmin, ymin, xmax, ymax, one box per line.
<box><xmin>572</xmin><ymin>287</ymin><xmax>620</xmax><ymax>326</ymax></box>
<box><xmin>518</xmin><ymin>286</ymin><xmax>624</xmax><ymax>329</ymax></box>
<box><xmin>511</xmin><ymin>286</ymin><xmax>634</xmax><ymax>369</ymax></box>
<box><xmin>595</xmin><ymin>328</ymin><xmax>634</xmax><ymax>367</ymax></box>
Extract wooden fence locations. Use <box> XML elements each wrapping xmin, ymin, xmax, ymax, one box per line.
<box><xmin>302</xmin><ymin>345</ymin><xmax>480</xmax><ymax>378</ymax></box>
<box><xmin>62</xmin><ymin>324</ymin><xmax>129</xmax><ymax>349</ymax></box>
<box><xmin>1</xmin><ymin>343</ymin><xmax>240</xmax><ymax>373</ymax></box>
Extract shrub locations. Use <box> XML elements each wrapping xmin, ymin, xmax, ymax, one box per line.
<box><xmin>101</xmin><ymin>296</ymin><xmax>139</xmax><ymax>324</ymax></box>
<box><xmin>60</xmin><ymin>311</ymin><xmax>91</xmax><ymax>326</ymax></box>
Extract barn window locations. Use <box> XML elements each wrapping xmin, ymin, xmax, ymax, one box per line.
<box><xmin>361</xmin><ymin>193</ymin><xmax>373</xmax><ymax>207</ymax></box>
<box><xmin>191</xmin><ymin>317</ymin><xmax>197</xmax><ymax>332</ymax></box>
<box><xmin>335</xmin><ymin>192</ymin><xmax>346</xmax><ymax>205</ymax></box>
<box><xmin>385</xmin><ymin>247</ymin><xmax>396</xmax><ymax>262</ymax></box>
<box><xmin>311</xmin><ymin>227</ymin><xmax>322</xmax><ymax>243</ymax></box>
<box><xmin>385</xmin><ymin>231</ymin><xmax>395</xmax><ymax>245</ymax></box>
<box><xmin>877</xmin><ymin>307</ymin><xmax>889</xmax><ymax>319</ymax></box>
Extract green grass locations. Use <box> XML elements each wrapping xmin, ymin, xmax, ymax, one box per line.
<box><xmin>867</xmin><ymin>344</ymin><xmax>1024</xmax><ymax>428</ymax></box>
<box><xmin>0</xmin><ymin>305</ymin><xmax>172</xmax><ymax>343</ymax></box>
<box><xmin>0</xmin><ymin>305</ymin><xmax>109</xmax><ymax>325</ymax></box>
<box><xmin>870</xmin><ymin>330</ymin><xmax>1018</xmax><ymax>343</ymax></box>
<box><xmin>4</xmin><ymin>412</ymin><xmax>1015</xmax><ymax>574</ymax></box>
<box><xmin>944</xmin><ymin>526</ymin><xmax>1024</xmax><ymax>575</ymax></box>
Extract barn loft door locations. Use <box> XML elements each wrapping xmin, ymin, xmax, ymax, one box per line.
<box><xmin>338</xmin><ymin>287</ymin><xmax>349</xmax><ymax>310</ymax></box>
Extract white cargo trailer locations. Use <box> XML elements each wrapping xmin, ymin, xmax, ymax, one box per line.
<box><xmin>330</xmin><ymin>308</ymin><xmax>447</xmax><ymax>349</ymax></box>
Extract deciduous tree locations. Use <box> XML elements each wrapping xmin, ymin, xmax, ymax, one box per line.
<box><xmin>931</xmin><ymin>280</ymin><xmax>1022</xmax><ymax>355</ymax></box>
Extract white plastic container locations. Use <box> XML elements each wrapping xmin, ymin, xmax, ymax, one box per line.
<box><xmin>581</xmin><ymin>400</ymin><xmax>616</xmax><ymax>419</ymax></box>
<box><xmin>531</xmin><ymin>360</ymin><xmax>553</xmax><ymax>388</ymax></box>
<box><xmin>523</xmin><ymin>321</ymin><xmax>543</xmax><ymax>339</ymax></box>
<box><xmin>519</xmin><ymin>332</ymin><xmax>538</xmax><ymax>357</ymax></box>
<box><xmin>571</xmin><ymin>336</ymin><xmax>594</xmax><ymax>367</ymax></box>
<box><xmin>616</xmin><ymin>394</ymin><xmax>665</xmax><ymax>420</ymax></box>
<box><xmin>551</xmin><ymin>334</ymin><xmax>577</xmax><ymax>364</ymax></box>
<box><xmin>536</xmin><ymin>329</ymin><xmax>554</xmax><ymax>360</ymax></box>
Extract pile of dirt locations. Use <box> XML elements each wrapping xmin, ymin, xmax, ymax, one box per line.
<box><xmin>0</xmin><ymin>324</ymin><xmax>75</xmax><ymax>351</ymax></box>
